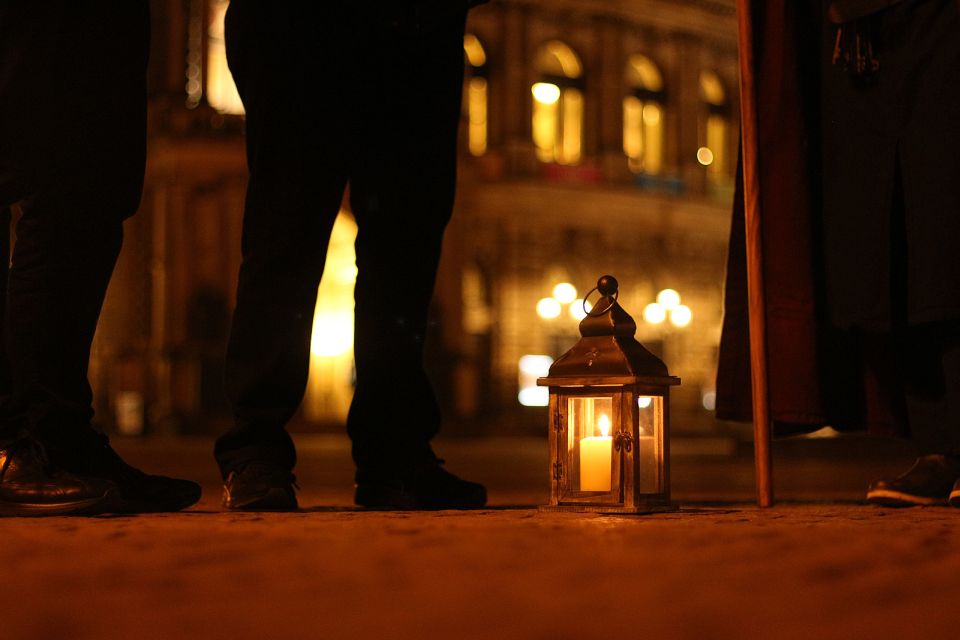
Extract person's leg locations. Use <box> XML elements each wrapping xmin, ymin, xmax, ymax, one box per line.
<box><xmin>0</xmin><ymin>1</ymin><xmax>194</xmax><ymax>515</ymax></box>
<box><xmin>0</xmin><ymin>1</ymin><xmax>63</xmax><ymax>445</ymax></box>
<box><xmin>346</xmin><ymin>8</ymin><xmax>464</xmax><ymax>472</ymax></box>
<box><xmin>862</xmin><ymin>162</ymin><xmax>957</xmax><ymax>505</ymax></box>
<box><xmin>26</xmin><ymin>3</ymin><xmax>198</xmax><ymax>513</ymax></box>
<box><xmin>216</xmin><ymin>3</ymin><xmax>348</xmax><ymax>507</ymax></box>
<box><xmin>902</xmin><ymin>324</ymin><xmax>960</xmax><ymax>456</ymax></box>
<box><xmin>866</xmin><ymin>0</ymin><xmax>960</xmax><ymax>506</ymax></box>
<box><xmin>346</xmin><ymin>6</ymin><xmax>485</xmax><ymax>508</ymax></box>
<box><xmin>8</xmin><ymin>195</ymin><xmax>126</xmax><ymax>434</ymax></box>
<box><xmin>3</xmin><ymin>0</ymin><xmax>146</xmax><ymax>436</ymax></box>
<box><xmin>867</xmin><ymin>322</ymin><xmax>960</xmax><ymax>506</ymax></box>
<box><xmin>0</xmin><ymin>201</ymin><xmax>117</xmax><ymax>516</ymax></box>
<box><xmin>897</xmin><ymin>0</ymin><xmax>960</xmax><ymax>460</ymax></box>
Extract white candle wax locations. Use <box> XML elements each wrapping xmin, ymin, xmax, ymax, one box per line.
<box><xmin>580</xmin><ymin>435</ymin><xmax>612</xmax><ymax>491</ymax></box>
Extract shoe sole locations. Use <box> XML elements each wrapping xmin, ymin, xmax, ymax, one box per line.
<box><xmin>113</xmin><ymin>490</ymin><xmax>203</xmax><ymax>514</ymax></box>
<box><xmin>223</xmin><ymin>487</ymin><xmax>298</xmax><ymax>512</ymax></box>
<box><xmin>0</xmin><ymin>486</ymin><xmax>122</xmax><ymax>517</ymax></box>
<box><xmin>866</xmin><ymin>488</ymin><xmax>948</xmax><ymax>507</ymax></box>
<box><xmin>102</xmin><ymin>480</ymin><xmax>203</xmax><ymax>514</ymax></box>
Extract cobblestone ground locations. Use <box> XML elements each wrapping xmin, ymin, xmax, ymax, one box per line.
<box><xmin>3</xmin><ymin>437</ymin><xmax>958</xmax><ymax>640</ymax></box>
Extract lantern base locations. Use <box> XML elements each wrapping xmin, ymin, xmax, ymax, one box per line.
<box><xmin>539</xmin><ymin>502</ymin><xmax>678</xmax><ymax>515</ymax></box>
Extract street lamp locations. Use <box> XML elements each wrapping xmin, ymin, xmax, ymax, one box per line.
<box><xmin>537</xmin><ymin>275</ymin><xmax>679</xmax><ymax>513</ymax></box>
<box><xmin>536</xmin><ymin>297</ymin><xmax>562</xmax><ymax>319</ymax></box>
<box><xmin>535</xmin><ymin>282</ymin><xmax>587</xmax><ymax>321</ymax></box>
<box><xmin>643</xmin><ymin>289</ymin><xmax>692</xmax><ymax>328</ymax></box>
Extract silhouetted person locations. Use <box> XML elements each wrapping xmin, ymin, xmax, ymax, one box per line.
<box><xmin>824</xmin><ymin>0</ymin><xmax>960</xmax><ymax>506</ymax></box>
<box><xmin>718</xmin><ymin>0</ymin><xmax>960</xmax><ymax>507</ymax></box>
<box><xmin>0</xmin><ymin>2</ymin><xmax>200</xmax><ymax>515</ymax></box>
<box><xmin>216</xmin><ymin>1</ymin><xmax>487</xmax><ymax>509</ymax></box>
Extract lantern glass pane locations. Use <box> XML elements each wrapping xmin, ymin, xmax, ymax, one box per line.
<box><xmin>637</xmin><ymin>395</ymin><xmax>663</xmax><ymax>493</ymax></box>
<box><xmin>567</xmin><ymin>396</ymin><xmax>614</xmax><ymax>493</ymax></box>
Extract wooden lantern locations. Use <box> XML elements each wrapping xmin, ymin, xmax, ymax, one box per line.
<box><xmin>538</xmin><ymin>275</ymin><xmax>679</xmax><ymax>513</ymax></box>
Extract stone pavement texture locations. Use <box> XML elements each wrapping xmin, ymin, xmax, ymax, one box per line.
<box><xmin>3</xmin><ymin>436</ymin><xmax>959</xmax><ymax>639</ymax></box>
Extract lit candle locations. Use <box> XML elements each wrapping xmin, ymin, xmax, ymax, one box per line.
<box><xmin>580</xmin><ymin>414</ymin><xmax>612</xmax><ymax>491</ymax></box>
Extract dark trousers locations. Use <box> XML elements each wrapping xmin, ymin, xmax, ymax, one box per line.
<box><xmin>820</xmin><ymin>0</ymin><xmax>960</xmax><ymax>451</ymax></box>
<box><xmin>0</xmin><ymin>2</ymin><xmax>149</xmax><ymax>447</ymax></box>
<box><xmin>903</xmin><ymin>327</ymin><xmax>960</xmax><ymax>455</ymax></box>
<box><xmin>214</xmin><ymin>3</ymin><xmax>467</xmax><ymax>476</ymax></box>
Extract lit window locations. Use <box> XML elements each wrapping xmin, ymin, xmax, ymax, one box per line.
<box><xmin>699</xmin><ymin>70</ymin><xmax>729</xmax><ymax>184</ymax></box>
<box><xmin>463</xmin><ymin>34</ymin><xmax>488</xmax><ymax>156</ymax></box>
<box><xmin>532</xmin><ymin>41</ymin><xmax>583</xmax><ymax>165</ymax></box>
<box><xmin>623</xmin><ymin>55</ymin><xmax>665</xmax><ymax>174</ymax></box>
<box><xmin>518</xmin><ymin>355</ymin><xmax>553</xmax><ymax>407</ymax></box>
<box><xmin>206</xmin><ymin>0</ymin><xmax>244</xmax><ymax>115</ymax></box>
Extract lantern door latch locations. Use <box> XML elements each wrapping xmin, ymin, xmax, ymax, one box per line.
<box><xmin>614</xmin><ymin>432</ymin><xmax>633</xmax><ymax>452</ymax></box>
<box><xmin>552</xmin><ymin>462</ymin><xmax>563</xmax><ymax>480</ymax></box>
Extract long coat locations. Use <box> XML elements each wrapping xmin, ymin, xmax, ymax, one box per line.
<box><xmin>716</xmin><ymin>0</ymin><xmax>960</xmax><ymax>437</ymax></box>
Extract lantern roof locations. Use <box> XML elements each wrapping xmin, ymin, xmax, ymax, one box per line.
<box><xmin>538</xmin><ymin>275</ymin><xmax>680</xmax><ymax>387</ymax></box>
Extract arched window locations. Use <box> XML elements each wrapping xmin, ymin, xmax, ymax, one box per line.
<box><xmin>531</xmin><ymin>41</ymin><xmax>583</xmax><ymax>165</ymax></box>
<box><xmin>463</xmin><ymin>34</ymin><xmax>488</xmax><ymax>157</ymax></box>
<box><xmin>697</xmin><ymin>70</ymin><xmax>729</xmax><ymax>183</ymax></box>
<box><xmin>623</xmin><ymin>55</ymin><xmax>665</xmax><ymax>175</ymax></box>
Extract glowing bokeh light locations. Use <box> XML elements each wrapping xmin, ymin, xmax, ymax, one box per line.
<box><xmin>552</xmin><ymin>282</ymin><xmax>577</xmax><ymax>304</ymax></box>
<box><xmin>536</xmin><ymin>297</ymin><xmax>562</xmax><ymax>319</ymax></box>
<box><xmin>519</xmin><ymin>354</ymin><xmax>554</xmax><ymax>376</ymax></box>
<box><xmin>670</xmin><ymin>304</ymin><xmax>692</xmax><ymax>327</ymax></box>
<box><xmin>643</xmin><ymin>302</ymin><xmax>666</xmax><ymax>325</ymax></box>
<box><xmin>570</xmin><ymin>298</ymin><xmax>591</xmax><ymax>321</ymax></box>
<box><xmin>531</xmin><ymin>82</ymin><xmax>561</xmax><ymax>105</ymax></box>
<box><xmin>656</xmin><ymin>289</ymin><xmax>681</xmax><ymax>309</ymax></box>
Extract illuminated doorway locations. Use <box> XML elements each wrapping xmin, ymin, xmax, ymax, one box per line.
<box><xmin>303</xmin><ymin>211</ymin><xmax>358</xmax><ymax>423</ymax></box>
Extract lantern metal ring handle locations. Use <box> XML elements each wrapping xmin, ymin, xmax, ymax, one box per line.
<box><xmin>583</xmin><ymin>274</ymin><xmax>619</xmax><ymax>316</ymax></box>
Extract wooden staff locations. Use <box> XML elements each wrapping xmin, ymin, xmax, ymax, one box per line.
<box><xmin>735</xmin><ymin>0</ymin><xmax>773</xmax><ymax>507</ymax></box>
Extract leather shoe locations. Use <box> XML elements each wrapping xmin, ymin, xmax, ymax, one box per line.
<box><xmin>866</xmin><ymin>455</ymin><xmax>960</xmax><ymax>507</ymax></box>
<box><xmin>49</xmin><ymin>432</ymin><xmax>201</xmax><ymax>513</ymax></box>
<box><xmin>355</xmin><ymin>460</ymin><xmax>487</xmax><ymax>510</ymax></box>
<box><xmin>0</xmin><ymin>437</ymin><xmax>118</xmax><ymax>516</ymax></box>
<box><xmin>950</xmin><ymin>479</ymin><xmax>960</xmax><ymax>508</ymax></box>
<box><xmin>223</xmin><ymin>461</ymin><xmax>299</xmax><ymax>511</ymax></box>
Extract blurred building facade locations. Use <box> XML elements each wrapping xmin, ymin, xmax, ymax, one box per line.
<box><xmin>90</xmin><ymin>0</ymin><xmax>739</xmax><ymax>438</ymax></box>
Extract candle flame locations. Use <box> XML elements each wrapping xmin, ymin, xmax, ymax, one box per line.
<box><xmin>598</xmin><ymin>414</ymin><xmax>611</xmax><ymax>438</ymax></box>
